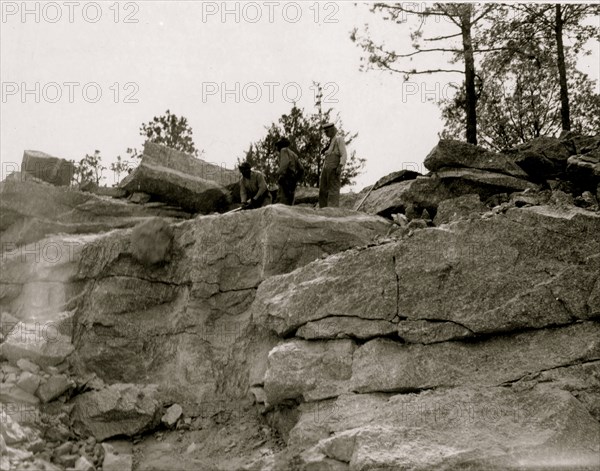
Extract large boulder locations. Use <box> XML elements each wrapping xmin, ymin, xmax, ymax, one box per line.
<box><xmin>504</xmin><ymin>136</ymin><xmax>572</xmax><ymax>181</ymax></box>
<box><xmin>71</xmin><ymin>206</ymin><xmax>395</xmax><ymax>413</ymax></box>
<box><xmin>71</xmin><ymin>384</ymin><xmax>161</xmax><ymax>441</ymax></box>
<box><xmin>424</xmin><ymin>140</ymin><xmax>528</xmax><ymax>178</ymax></box>
<box><xmin>359</xmin><ymin>177</ymin><xmax>452</xmax><ymax>218</ymax></box>
<box><xmin>560</xmin><ymin>132</ymin><xmax>600</xmax><ymax>156</ymax></box>
<box><xmin>289</xmin><ymin>386</ymin><xmax>600</xmax><ymax>470</ymax></box>
<box><xmin>21</xmin><ymin>150</ymin><xmax>75</xmax><ymax>186</ymax></box>
<box><xmin>251</xmin><ymin>206</ymin><xmax>600</xmax><ymax>338</ymax></box>
<box><xmin>119</xmin><ymin>143</ymin><xmax>238</xmax><ymax>213</ymax></box>
<box><xmin>566</xmin><ymin>149</ymin><xmax>600</xmax><ymax>191</ymax></box>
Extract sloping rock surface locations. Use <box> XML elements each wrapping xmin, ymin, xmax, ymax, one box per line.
<box><xmin>0</xmin><ymin>178</ymin><xmax>190</xmax><ymax>248</ymax></box>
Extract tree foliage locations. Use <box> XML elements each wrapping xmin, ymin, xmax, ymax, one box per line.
<box><xmin>243</xmin><ymin>86</ymin><xmax>365</xmax><ymax>188</ymax></box>
<box><xmin>110</xmin><ymin>155</ymin><xmax>133</xmax><ymax>184</ymax></box>
<box><xmin>352</xmin><ymin>3</ymin><xmax>599</xmax><ymax>148</ymax></box>
<box><xmin>351</xmin><ymin>3</ymin><xmax>501</xmax><ymax>145</ymax></box>
<box><xmin>479</xmin><ymin>4</ymin><xmax>600</xmax><ymax>134</ymax></box>
<box><xmin>440</xmin><ymin>4</ymin><xmax>600</xmax><ymax>149</ymax></box>
<box><xmin>72</xmin><ymin>150</ymin><xmax>106</xmax><ymax>187</ymax></box>
<box><xmin>128</xmin><ymin>109</ymin><xmax>202</xmax><ymax>159</ymax></box>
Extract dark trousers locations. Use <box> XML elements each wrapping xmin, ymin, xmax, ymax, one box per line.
<box><xmin>277</xmin><ymin>174</ymin><xmax>297</xmax><ymax>205</ymax></box>
<box><xmin>247</xmin><ymin>191</ymin><xmax>272</xmax><ymax>208</ymax></box>
<box><xmin>319</xmin><ymin>167</ymin><xmax>341</xmax><ymax>208</ymax></box>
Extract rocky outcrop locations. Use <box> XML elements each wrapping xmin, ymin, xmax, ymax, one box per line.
<box><xmin>21</xmin><ymin>150</ymin><xmax>75</xmax><ymax>187</ymax></box>
<box><xmin>119</xmin><ymin>142</ymin><xmax>238</xmax><ymax>214</ymax></box>
<box><xmin>0</xmin><ymin>178</ymin><xmax>190</xmax><ymax>249</ymax></box>
<box><xmin>361</xmin><ymin>135</ymin><xmax>599</xmax><ymax>222</ymax></box>
<box><xmin>248</xmin><ymin>203</ymin><xmax>600</xmax><ymax>468</ymax></box>
<box><xmin>252</xmin><ymin>206</ymin><xmax>600</xmax><ymax>338</ymax></box>
<box><xmin>360</xmin><ymin>168</ymin><xmax>539</xmax><ymax>219</ymax></box>
<box><xmin>3</xmin><ymin>137</ymin><xmax>599</xmax><ymax>471</ymax></box>
<box><xmin>70</xmin><ymin>206</ymin><xmax>396</xmax><ymax>413</ymax></box>
<box><xmin>351</xmin><ymin>323</ymin><xmax>599</xmax><ymax>394</ymax></box>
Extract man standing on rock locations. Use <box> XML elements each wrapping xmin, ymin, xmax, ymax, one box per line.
<box><xmin>319</xmin><ymin>122</ymin><xmax>347</xmax><ymax>208</ymax></box>
<box><xmin>239</xmin><ymin>162</ymin><xmax>271</xmax><ymax>208</ymax></box>
<box><xmin>275</xmin><ymin>137</ymin><xmax>301</xmax><ymax>205</ymax></box>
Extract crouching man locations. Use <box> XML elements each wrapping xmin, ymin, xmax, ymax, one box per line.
<box><xmin>239</xmin><ymin>162</ymin><xmax>271</xmax><ymax>209</ymax></box>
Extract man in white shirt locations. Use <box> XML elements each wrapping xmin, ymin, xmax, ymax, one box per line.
<box><xmin>319</xmin><ymin>122</ymin><xmax>347</xmax><ymax>208</ymax></box>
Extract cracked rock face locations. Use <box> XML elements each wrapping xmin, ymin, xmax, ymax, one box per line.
<box><xmin>290</xmin><ymin>386</ymin><xmax>600</xmax><ymax>470</ymax></box>
<box><xmin>251</xmin><ymin>204</ymin><xmax>600</xmax><ymax>468</ymax></box>
<box><xmin>3</xmin><ymin>154</ymin><xmax>600</xmax><ymax>471</ymax></box>
<box><xmin>70</xmin><ymin>206</ymin><xmax>394</xmax><ymax>413</ymax></box>
<box><xmin>252</xmin><ymin>206</ymin><xmax>600</xmax><ymax>338</ymax></box>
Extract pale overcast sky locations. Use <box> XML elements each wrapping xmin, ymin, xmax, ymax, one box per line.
<box><xmin>1</xmin><ymin>1</ymin><xmax>599</xmax><ymax>191</ymax></box>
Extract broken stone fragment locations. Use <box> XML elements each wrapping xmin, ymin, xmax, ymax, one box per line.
<box><xmin>102</xmin><ymin>440</ymin><xmax>133</xmax><ymax>471</ymax></box>
<box><xmin>74</xmin><ymin>455</ymin><xmax>95</xmax><ymax>471</ymax></box>
<box><xmin>71</xmin><ymin>383</ymin><xmax>161</xmax><ymax>441</ymax></box>
<box><xmin>52</xmin><ymin>440</ymin><xmax>73</xmax><ymax>458</ymax></box>
<box><xmin>0</xmin><ymin>332</ymin><xmax>74</xmax><ymax>367</ymax></box>
<box><xmin>0</xmin><ymin>414</ymin><xmax>28</xmax><ymax>445</ymax></box>
<box><xmin>36</xmin><ymin>374</ymin><xmax>73</xmax><ymax>403</ymax></box>
<box><xmin>16</xmin><ymin>359</ymin><xmax>40</xmax><ymax>375</ymax></box>
<box><xmin>0</xmin><ymin>384</ymin><xmax>40</xmax><ymax>405</ymax></box>
<box><xmin>58</xmin><ymin>454</ymin><xmax>79</xmax><ymax>467</ymax></box>
<box><xmin>161</xmin><ymin>404</ymin><xmax>183</xmax><ymax>427</ymax></box>
<box><xmin>16</xmin><ymin>371</ymin><xmax>42</xmax><ymax>395</ymax></box>
<box><xmin>21</xmin><ymin>150</ymin><xmax>75</xmax><ymax>186</ymax></box>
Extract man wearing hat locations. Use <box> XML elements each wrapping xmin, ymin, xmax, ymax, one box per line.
<box><xmin>238</xmin><ymin>162</ymin><xmax>271</xmax><ymax>209</ymax></box>
<box><xmin>319</xmin><ymin>122</ymin><xmax>347</xmax><ymax>208</ymax></box>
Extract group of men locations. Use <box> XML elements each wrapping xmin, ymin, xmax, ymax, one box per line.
<box><xmin>238</xmin><ymin>122</ymin><xmax>347</xmax><ymax>209</ymax></box>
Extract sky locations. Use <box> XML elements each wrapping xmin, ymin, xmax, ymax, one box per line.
<box><xmin>1</xmin><ymin>1</ymin><xmax>599</xmax><ymax>192</ymax></box>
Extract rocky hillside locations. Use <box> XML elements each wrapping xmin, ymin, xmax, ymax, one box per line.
<box><xmin>1</xmin><ymin>135</ymin><xmax>599</xmax><ymax>471</ymax></box>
